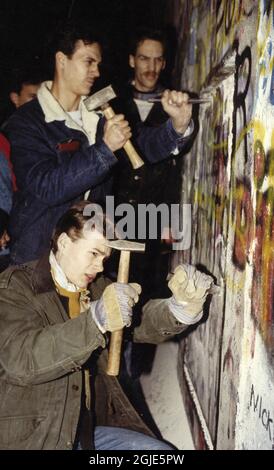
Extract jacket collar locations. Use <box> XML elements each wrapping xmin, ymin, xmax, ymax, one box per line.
<box><xmin>30</xmin><ymin>252</ymin><xmax>55</xmax><ymax>295</ymax></box>
<box><xmin>130</xmin><ymin>81</ymin><xmax>165</xmax><ymax>101</ymax></box>
<box><xmin>37</xmin><ymin>81</ymin><xmax>100</xmax><ymax>145</ymax></box>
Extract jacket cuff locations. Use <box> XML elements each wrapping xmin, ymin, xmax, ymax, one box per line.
<box><xmin>93</xmin><ymin>140</ymin><xmax>117</xmax><ymax>170</ymax></box>
<box><xmin>166</xmin><ymin>119</ymin><xmax>194</xmax><ymax>155</ymax></box>
<box><xmin>90</xmin><ymin>301</ymin><xmax>106</xmax><ymax>334</ymax></box>
<box><xmin>165</xmin><ymin>297</ymin><xmax>203</xmax><ymax>325</ymax></box>
<box><xmin>166</xmin><ymin>118</ymin><xmax>193</xmax><ymax>139</ymax></box>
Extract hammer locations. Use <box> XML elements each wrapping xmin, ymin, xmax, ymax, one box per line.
<box><xmin>105</xmin><ymin>239</ymin><xmax>145</xmax><ymax>376</ymax></box>
<box><xmin>84</xmin><ymin>85</ymin><xmax>144</xmax><ymax>169</ymax></box>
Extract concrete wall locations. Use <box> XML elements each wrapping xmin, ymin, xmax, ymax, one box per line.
<box><xmin>169</xmin><ymin>0</ymin><xmax>274</xmax><ymax>450</ymax></box>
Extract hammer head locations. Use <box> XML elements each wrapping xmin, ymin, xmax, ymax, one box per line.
<box><xmin>106</xmin><ymin>240</ymin><xmax>145</xmax><ymax>253</ymax></box>
<box><xmin>84</xmin><ymin>85</ymin><xmax>117</xmax><ymax>111</ymax></box>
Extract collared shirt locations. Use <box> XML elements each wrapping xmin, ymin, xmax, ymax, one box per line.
<box><xmin>37</xmin><ymin>81</ymin><xmax>100</xmax><ymax>145</ymax></box>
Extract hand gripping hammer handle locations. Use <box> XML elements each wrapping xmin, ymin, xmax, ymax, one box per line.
<box><xmin>106</xmin><ymin>250</ymin><xmax>131</xmax><ymax>376</ymax></box>
<box><xmin>102</xmin><ymin>104</ymin><xmax>144</xmax><ymax>170</ymax></box>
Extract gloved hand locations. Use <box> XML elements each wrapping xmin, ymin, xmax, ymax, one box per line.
<box><xmin>91</xmin><ymin>282</ymin><xmax>141</xmax><ymax>333</ymax></box>
<box><xmin>167</xmin><ymin>264</ymin><xmax>214</xmax><ymax>324</ymax></box>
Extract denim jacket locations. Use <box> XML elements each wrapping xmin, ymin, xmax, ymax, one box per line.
<box><xmin>5</xmin><ymin>82</ymin><xmax>192</xmax><ymax>264</ymax></box>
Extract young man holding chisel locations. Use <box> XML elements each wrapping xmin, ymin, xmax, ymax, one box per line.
<box><xmin>111</xmin><ymin>28</ymin><xmax>199</xmax><ymax>379</ymax></box>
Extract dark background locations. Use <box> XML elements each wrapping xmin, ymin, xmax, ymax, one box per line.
<box><xmin>0</xmin><ymin>0</ymin><xmax>177</xmax><ymax>122</ymax></box>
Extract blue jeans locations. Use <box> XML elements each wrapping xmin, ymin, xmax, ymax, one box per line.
<box><xmin>78</xmin><ymin>426</ymin><xmax>174</xmax><ymax>450</ymax></box>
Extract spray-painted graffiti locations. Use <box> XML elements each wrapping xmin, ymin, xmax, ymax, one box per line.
<box><xmin>193</xmin><ymin>86</ymin><xmax>230</xmax><ymax>276</ymax></box>
<box><xmin>171</xmin><ymin>0</ymin><xmax>274</xmax><ymax>450</ymax></box>
<box><xmin>249</xmin><ymin>384</ymin><xmax>274</xmax><ymax>443</ymax></box>
<box><xmin>215</xmin><ymin>0</ymin><xmax>257</xmax><ymax>64</ymax></box>
<box><xmin>231</xmin><ymin>43</ymin><xmax>253</xmax><ymax>271</ymax></box>
<box><xmin>232</xmin><ymin>43</ymin><xmax>252</xmax><ymax>164</ymax></box>
<box><xmin>251</xmin><ymin>141</ymin><xmax>274</xmax><ymax>358</ymax></box>
<box><xmin>216</xmin><ymin>0</ymin><xmax>236</xmax><ymax>36</ymax></box>
<box><xmin>232</xmin><ymin>179</ymin><xmax>253</xmax><ymax>270</ymax></box>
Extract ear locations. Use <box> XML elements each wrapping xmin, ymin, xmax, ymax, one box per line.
<box><xmin>161</xmin><ymin>59</ymin><xmax>166</xmax><ymax>71</ymax></box>
<box><xmin>55</xmin><ymin>51</ymin><xmax>67</xmax><ymax>70</ymax></box>
<box><xmin>129</xmin><ymin>55</ymin><xmax>135</xmax><ymax>69</ymax></box>
<box><xmin>57</xmin><ymin>232</ymin><xmax>71</xmax><ymax>253</ymax></box>
<box><xmin>9</xmin><ymin>92</ymin><xmax>20</xmax><ymax>108</ymax></box>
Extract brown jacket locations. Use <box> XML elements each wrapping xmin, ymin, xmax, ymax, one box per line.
<box><xmin>0</xmin><ymin>255</ymin><xmax>188</xmax><ymax>449</ymax></box>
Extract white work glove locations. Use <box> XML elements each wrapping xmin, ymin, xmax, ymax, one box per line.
<box><xmin>91</xmin><ymin>282</ymin><xmax>141</xmax><ymax>333</ymax></box>
<box><xmin>167</xmin><ymin>264</ymin><xmax>214</xmax><ymax>325</ymax></box>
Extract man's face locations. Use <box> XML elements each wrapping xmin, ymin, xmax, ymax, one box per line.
<box><xmin>61</xmin><ymin>40</ymin><xmax>101</xmax><ymax>98</ymax></box>
<box><xmin>10</xmin><ymin>83</ymin><xmax>40</xmax><ymax>108</ymax></box>
<box><xmin>129</xmin><ymin>39</ymin><xmax>166</xmax><ymax>92</ymax></box>
<box><xmin>57</xmin><ymin>229</ymin><xmax>111</xmax><ymax>288</ymax></box>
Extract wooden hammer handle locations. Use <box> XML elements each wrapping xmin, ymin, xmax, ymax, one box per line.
<box><xmin>106</xmin><ymin>250</ymin><xmax>131</xmax><ymax>376</ymax></box>
<box><xmin>102</xmin><ymin>105</ymin><xmax>144</xmax><ymax>170</ymax></box>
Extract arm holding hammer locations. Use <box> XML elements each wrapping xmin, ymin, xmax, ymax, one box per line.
<box><xmin>90</xmin><ymin>240</ymin><xmax>145</xmax><ymax>376</ymax></box>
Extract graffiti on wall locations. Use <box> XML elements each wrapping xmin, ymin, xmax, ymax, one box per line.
<box><xmin>251</xmin><ymin>141</ymin><xmax>274</xmax><ymax>358</ymax></box>
<box><xmin>250</xmin><ymin>2</ymin><xmax>274</xmax><ymax>359</ymax></box>
<box><xmin>231</xmin><ymin>42</ymin><xmax>253</xmax><ymax>272</ymax></box>
<box><xmin>173</xmin><ymin>0</ymin><xmax>274</xmax><ymax>450</ymax></box>
<box><xmin>215</xmin><ymin>0</ymin><xmax>257</xmax><ymax>62</ymax></box>
<box><xmin>193</xmin><ymin>85</ymin><xmax>231</xmax><ymax>277</ymax></box>
<box><xmin>249</xmin><ymin>382</ymin><xmax>274</xmax><ymax>443</ymax></box>
<box><xmin>229</xmin><ymin>6</ymin><xmax>274</xmax><ymax>359</ymax></box>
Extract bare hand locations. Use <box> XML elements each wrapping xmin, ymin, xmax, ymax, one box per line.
<box><xmin>161</xmin><ymin>90</ymin><xmax>192</xmax><ymax>135</ymax></box>
<box><xmin>103</xmin><ymin>114</ymin><xmax>132</xmax><ymax>152</ymax></box>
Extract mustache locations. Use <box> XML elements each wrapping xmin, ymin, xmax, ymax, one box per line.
<box><xmin>144</xmin><ymin>72</ymin><xmax>158</xmax><ymax>78</ymax></box>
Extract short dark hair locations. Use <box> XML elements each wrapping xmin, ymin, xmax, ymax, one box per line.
<box><xmin>50</xmin><ymin>20</ymin><xmax>102</xmax><ymax>58</ymax></box>
<box><xmin>9</xmin><ymin>65</ymin><xmax>43</xmax><ymax>94</ymax></box>
<box><xmin>51</xmin><ymin>200</ymin><xmax>115</xmax><ymax>254</ymax></box>
<box><xmin>129</xmin><ymin>28</ymin><xmax>167</xmax><ymax>57</ymax></box>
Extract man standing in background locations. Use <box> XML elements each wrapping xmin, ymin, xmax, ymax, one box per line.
<box><xmin>113</xmin><ymin>28</ymin><xmax>197</xmax><ymax>297</ymax></box>
<box><xmin>111</xmin><ymin>28</ymin><xmax>197</xmax><ymax>379</ymax></box>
